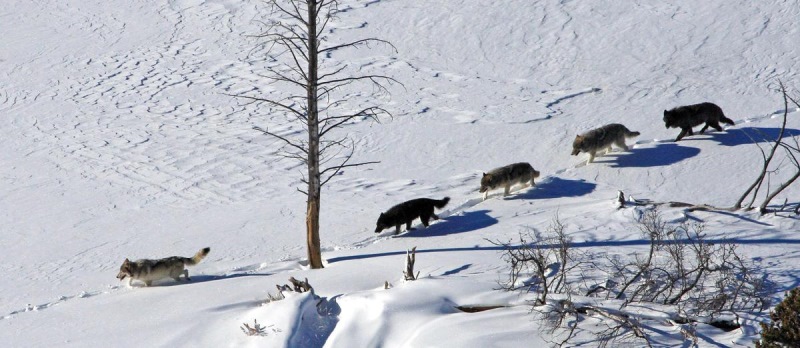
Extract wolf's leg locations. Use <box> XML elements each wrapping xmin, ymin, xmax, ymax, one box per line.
<box><xmin>127</xmin><ymin>278</ymin><xmax>133</xmax><ymax>287</ymax></box>
<box><xmin>709</xmin><ymin>121</ymin><xmax>723</xmax><ymax>132</ymax></box>
<box><xmin>615</xmin><ymin>139</ymin><xmax>629</xmax><ymax>151</ymax></box>
<box><xmin>675</xmin><ymin>128</ymin><xmax>689</xmax><ymax>141</ymax></box>
<box><xmin>504</xmin><ymin>184</ymin><xmax>510</xmax><ymax>196</ymax></box>
<box><xmin>395</xmin><ymin>225</ymin><xmax>401</xmax><ymax>234</ymax></box>
<box><xmin>531</xmin><ymin>174</ymin><xmax>537</xmax><ymax>186</ymax></box>
<box><xmin>482</xmin><ymin>191</ymin><xmax>488</xmax><ymax>201</ymax></box>
<box><xmin>406</xmin><ymin>221</ymin><xmax>415</xmax><ymax>231</ymax></box>
<box><xmin>699</xmin><ymin>124</ymin><xmax>710</xmax><ymax>133</ymax></box>
<box><xmin>145</xmin><ymin>280</ymin><xmax>152</xmax><ymax>287</ymax></box>
<box><xmin>587</xmin><ymin>151</ymin><xmax>596</xmax><ymax>164</ymax></box>
<box><xmin>431</xmin><ymin>213</ymin><xmax>439</xmax><ymax>220</ymax></box>
<box><xmin>183</xmin><ymin>269</ymin><xmax>191</xmax><ymax>281</ymax></box>
<box><xmin>421</xmin><ymin>215</ymin><xmax>430</xmax><ymax>227</ymax></box>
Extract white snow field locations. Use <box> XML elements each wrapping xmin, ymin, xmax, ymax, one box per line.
<box><xmin>2</xmin><ymin>0</ymin><xmax>800</xmax><ymax>346</ymax></box>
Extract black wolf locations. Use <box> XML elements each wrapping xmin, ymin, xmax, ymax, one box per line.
<box><xmin>374</xmin><ymin>197</ymin><xmax>450</xmax><ymax>234</ymax></box>
<box><xmin>663</xmin><ymin>102</ymin><xmax>735</xmax><ymax>141</ymax></box>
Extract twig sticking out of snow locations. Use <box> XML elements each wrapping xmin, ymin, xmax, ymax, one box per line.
<box><xmin>404</xmin><ymin>247</ymin><xmax>419</xmax><ymax>281</ymax></box>
<box><xmin>240</xmin><ymin>319</ymin><xmax>268</xmax><ymax>337</ymax></box>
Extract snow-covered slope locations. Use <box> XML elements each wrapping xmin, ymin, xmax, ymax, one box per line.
<box><xmin>1</xmin><ymin>0</ymin><xmax>799</xmax><ymax>346</ymax></box>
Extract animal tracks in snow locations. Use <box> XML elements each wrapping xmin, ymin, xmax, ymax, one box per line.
<box><xmin>1</xmin><ymin>287</ymin><xmax>117</xmax><ymax>321</ymax></box>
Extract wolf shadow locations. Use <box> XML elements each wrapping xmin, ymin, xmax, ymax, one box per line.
<box><xmin>397</xmin><ymin>209</ymin><xmax>497</xmax><ymax>238</ymax></box>
<box><xmin>508</xmin><ymin>177</ymin><xmax>596</xmax><ymax>200</ymax></box>
<box><xmin>709</xmin><ymin>127</ymin><xmax>800</xmax><ymax>147</ymax></box>
<box><xmin>601</xmin><ymin>143</ymin><xmax>700</xmax><ymax>168</ymax></box>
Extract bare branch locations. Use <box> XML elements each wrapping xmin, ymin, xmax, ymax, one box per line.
<box><xmin>320</xmin><ymin>107</ymin><xmax>391</xmax><ymax>137</ymax></box>
<box><xmin>734</xmin><ymin>80</ymin><xmax>789</xmax><ymax>209</ymax></box>
<box><xmin>253</xmin><ymin>126</ymin><xmax>309</xmax><ymax>155</ymax></box>
<box><xmin>320</xmin><ymin>147</ymin><xmax>380</xmax><ymax>187</ymax></box>
<box><xmin>319</xmin><ymin>38</ymin><xmax>399</xmax><ymax>55</ymax></box>
<box><xmin>269</xmin><ymin>0</ymin><xmax>308</xmax><ymax>26</ymax></box>
<box><xmin>317</xmin><ymin>65</ymin><xmax>348</xmax><ymax>82</ymax></box>
<box><xmin>319</xmin><ymin>74</ymin><xmax>402</xmax><ymax>89</ymax></box>
<box><xmin>228</xmin><ymin>93</ymin><xmax>306</xmax><ymax>120</ymax></box>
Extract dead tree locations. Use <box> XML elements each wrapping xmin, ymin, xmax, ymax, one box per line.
<box><xmin>234</xmin><ymin>0</ymin><xmax>398</xmax><ymax>268</ymax></box>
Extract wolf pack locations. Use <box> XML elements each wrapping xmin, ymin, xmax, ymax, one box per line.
<box><xmin>118</xmin><ymin>102</ymin><xmax>735</xmax><ymax>287</ymax></box>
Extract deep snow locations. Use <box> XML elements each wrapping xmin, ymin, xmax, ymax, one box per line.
<box><xmin>1</xmin><ymin>0</ymin><xmax>799</xmax><ymax>347</ymax></box>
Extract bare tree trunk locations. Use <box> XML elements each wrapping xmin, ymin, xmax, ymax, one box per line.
<box><xmin>305</xmin><ymin>0</ymin><xmax>323</xmax><ymax>269</ymax></box>
<box><xmin>306</xmin><ymin>199</ymin><xmax>322</xmax><ymax>268</ymax></box>
<box><xmin>238</xmin><ymin>0</ymin><xmax>397</xmax><ymax>270</ymax></box>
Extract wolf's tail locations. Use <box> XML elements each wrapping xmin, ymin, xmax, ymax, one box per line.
<box><xmin>185</xmin><ymin>247</ymin><xmax>210</xmax><ymax>266</ymax></box>
<box><xmin>626</xmin><ymin>129</ymin><xmax>641</xmax><ymax>138</ymax></box>
<box><xmin>720</xmin><ymin>114</ymin><xmax>735</xmax><ymax>126</ymax></box>
<box><xmin>434</xmin><ymin>197</ymin><xmax>450</xmax><ymax>209</ymax></box>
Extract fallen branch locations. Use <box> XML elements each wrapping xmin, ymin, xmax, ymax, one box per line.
<box><xmin>619</xmin><ymin>192</ymin><xmax>736</xmax><ymax>212</ymax></box>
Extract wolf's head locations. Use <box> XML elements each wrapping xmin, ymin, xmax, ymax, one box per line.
<box><xmin>663</xmin><ymin>110</ymin><xmax>677</xmax><ymax>128</ymax></box>
<box><xmin>571</xmin><ymin>135</ymin><xmax>584</xmax><ymax>155</ymax></box>
<box><xmin>479</xmin><ymin>173</ymin><xmax>495</xmax><ymax>193</ymax></box>
<box><xmin>117</xmin><ymin>258</ymin><xmax>133</xmax><ymax>281</ymax></box>
<box><xmin>374</xmin><ymin>213</ymin><xmax>390</xmax><ymax>233</ymax></box>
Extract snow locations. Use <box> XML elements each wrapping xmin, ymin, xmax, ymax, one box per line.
<box><xmin>1</xmin><ymin>0</ymin><xmax>799</xmax><ymax>346</ymax></box>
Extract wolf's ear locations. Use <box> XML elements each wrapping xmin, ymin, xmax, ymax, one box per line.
<box><xmin>482</xmin><ymin>172</ymin><xmax>487</xmax><ymax>177</ymax></box>
<box><xmin>379</xmin><ymin>212</ymin><xmax>384</xmax><ymax>218</ymax></box>
<box><xmin>123</xmin><ymin>258</ymin><xmax>130</xmax><ymax>263</ymax></box>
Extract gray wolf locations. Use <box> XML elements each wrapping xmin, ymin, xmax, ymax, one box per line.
<box><xmin>571</xmin><ymin>123</ymin><xmax>640</xmax><ymax>164</ymax></box>
<box><xmin>116</xmin><ymin>247</ymin><xmax>210</xmax><ymax>287</ymax></box>
<box><xmin>663</xmin><ymin>102</ymin><xmax>734</xmax><ymax>141</ymax></box>
<box><xmin>480</xmin><ymin>162</ymin><xmax>540</xmax><ymax>200</ymax></box>
<box><xmin>375</xmin><ymin>197</ymin><xmax>450</xmax><ymax>234</ymax></box>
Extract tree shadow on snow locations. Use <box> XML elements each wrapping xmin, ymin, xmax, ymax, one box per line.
<box><xmin>709</xmin><ymin>127</ymin><xmax>800</xmax><ymax>147</ymax></box>
<box><xmin>599</xmin><ymin>143</ymin><xmax>700</xmax><ymax>168</ymax></box>
<box><xmin>326</xmin><ymin>245</ymin><xmax>509</xmax><ymax>263</ymax></box>
<box><xmin>396</xmin><ymin>209</ymin><xmax>498</xmax><ymax>238</ymax></box>
<box><xmin>507</xmin><ymin>177</ymin><xmax>596</xmax><ymax>200</ymax></box>
<box><xmin>441</xmin><ymin>263</ymin><xmax>472</xmax><ymax>276</ymax></box>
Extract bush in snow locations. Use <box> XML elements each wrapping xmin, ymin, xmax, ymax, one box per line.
<box><xmin>493</xmin><ymin>213</ymin><xmax>581</xmax><ymax>306</ymax></box>
<box><xmin>496</xmin><ymin>210</ymin><xmax>770</xmax><ymax>347</ymax></box>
